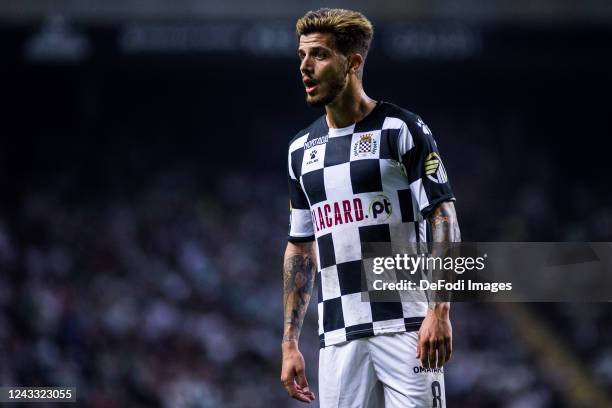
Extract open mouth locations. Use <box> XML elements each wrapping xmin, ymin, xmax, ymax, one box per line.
<box><xmin>303</xmin><ymin>79</ymin><xmax>318</xmax><ymax>93</ymax></box>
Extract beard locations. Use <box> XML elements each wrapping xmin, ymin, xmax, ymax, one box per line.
<box><xmin>306</xmin><ymin>72</ymin><xmax>347</xmax><ymax>108</ymax></box>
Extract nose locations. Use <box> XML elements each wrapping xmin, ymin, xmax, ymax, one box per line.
<box><xmin>300</xmin><ymin>55</ymin><xmax>312</xmax><ymax>75</ymax></box>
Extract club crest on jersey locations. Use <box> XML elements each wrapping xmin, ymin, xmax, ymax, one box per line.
<box><xmin>424</xmin><ymin>152</ymin><xmax>448</xmax><ymax>184</ymax></box>
<box><xmin>353</xmin><ymin>133</ymin><xmax>378</xmax><ymax>157</ymax></box>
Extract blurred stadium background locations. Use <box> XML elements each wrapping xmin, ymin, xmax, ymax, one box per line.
<box><xmin>1</xmin><ymin>1</ymin><xmax>612</xmax><ymax>407</ymax></box>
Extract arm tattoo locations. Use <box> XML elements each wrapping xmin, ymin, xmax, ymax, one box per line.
<box><xmin>427</xmin><ymin>201</ymin><xmax>461</xmax><ymax>308</ymax></box>
<box><xmin>429</xmin><ymin>201</ymin><xmax>461</xmax><ymax>244</ymax></box>
<box><xmin>282</xmin><ymin>248</ymin><xmax>316</xmax><ymax>343</ymax></box>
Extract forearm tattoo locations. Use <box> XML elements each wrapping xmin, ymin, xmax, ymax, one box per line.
<box><xmin>428</xmin><ymin>201</ymin><xmax>461</xmax><ymax>307</ymax></box>
<box><xmin>429</xmin><ymin>201</ymin><xmax>461</xmax><ymax>244</ymax></box>
<box><xmin>283</xmin><ymin>251</ymin><xmax>316</xmax><ymax>343</ymax></box>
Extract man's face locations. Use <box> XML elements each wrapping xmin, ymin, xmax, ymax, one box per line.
<box><xmin>298</xmin><ymin>33</ymin><xmax>350</xmax><ymax>107</ymax></box>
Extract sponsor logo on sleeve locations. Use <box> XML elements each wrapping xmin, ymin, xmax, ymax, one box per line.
<box><xmin>424</xmin><ymin>152</ymin><xmax>448</xmax><ymax>184</ymax></box>
<box><xmin>416</xmin><ymin>118</ymin><xmax>432</xmax><ymax>135</ymax></box>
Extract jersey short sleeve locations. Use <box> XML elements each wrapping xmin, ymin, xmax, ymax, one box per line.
<box><xmin>288</xmin><ymin>134</ymin><xmax>315</xmax><ymax>242</ymax></box>
<box><xmin>399</xmin><ymin>115</ymin><xmax>455</xmax><ymax>217</ymax></box>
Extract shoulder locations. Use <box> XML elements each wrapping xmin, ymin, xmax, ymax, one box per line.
<box><xmin>378</xmin><ymin>102</ymin><xmax>436</xmax><ymax>155</ymax></box>
<box><xmin>288</xmin><ymin>115</ymin><xmax>326</xmax><ymax>151</ymax></box>
<box><xmin>379</xmin><ymin>102</ymin><xmax>430</xmax><ymax>133</ymax></box>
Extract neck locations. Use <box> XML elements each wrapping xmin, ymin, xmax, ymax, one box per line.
<box><xmin>325</xmin><ymin>81</ymin><xmax>377</xmax><ymax>129</ymax></box>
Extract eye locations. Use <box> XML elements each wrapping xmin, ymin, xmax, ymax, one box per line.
<box><xmin>313</xmin><ymin>50</ymin><xmax>327</xmax><ymax>60</ymax></box>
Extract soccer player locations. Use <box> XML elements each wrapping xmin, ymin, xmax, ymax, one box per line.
<box><xmin>281</xmin><ymin>8</ymin><xmax>461</xmax><ymax>408</ymax></box>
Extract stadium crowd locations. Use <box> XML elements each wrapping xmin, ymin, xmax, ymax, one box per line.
<box><xmin>1</xmin><ymin>149</ymin><xmax>611</xmax><ymax>407</ymax></box>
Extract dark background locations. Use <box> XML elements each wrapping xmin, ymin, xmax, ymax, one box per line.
<box><xmin>1</xmin><ymin>2</ymin><xmax>612</xmax><ymax>407</ymax></box>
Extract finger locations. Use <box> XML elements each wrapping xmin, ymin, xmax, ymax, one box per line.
<box><xmin>416</xmin><ymin>332</ymin><xmax>422</xmax><ymax>358</ymax></box>
<box><xmin>296</xmin><ymin>371</ymin><xmax>312</xmax><ymax>395</ymax></box>
<box><xmin>293</xmin><ymin>392</ymin><xmax>314</xmax><ymax>403</ymax></box>
<box><xmin>283</xmin><ymin>382</ymin><xmax>298</xmax><ymax>397</ymax></box>
<box><xmin>295</xmin><ymin>383</ymin><xmax>316</xmax><ymax>400</ymax></box>
<box><xmin>444</xmin><ymin>337</ymin><xmax>452</xmax><ymax>363</ymax></box>
<box><xmin>296</xmin><ymin>369</ymin><xmax>309</xmax><ymax>389</ymax></box>
<box><xmin>437</xmin><ymin>342</ymin><xmax>446</xmax><ymax>369</ymax></box>
<box><xmin>428</xmin><ymin>340</ymin><xmax>437</xmax><ymax>369</ymax></box>
<box><xmin>299</xmin><ymin>390</ymin><xmax>316</xmax><ymax>400</ymax></box>
<box><xmin>296</xmin><ymin>371</ymin><xmax>315</xmax><ymax>401</ymax></box>
<box><xmin>286</xmin><ymin>383</ymin><xmax>313</xmax><ymax>403</ymax></box>
<box><xmin>296</xmin><ymin>383</ymin><xmax>315</xmax><ymax>394</ymax></box>
<box><xmin>282</xmin><ymin>378</ymin><xmax>295</xmax><ymax>394</ymax></box>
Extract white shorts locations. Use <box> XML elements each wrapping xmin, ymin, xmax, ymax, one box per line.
<box><xmin>318</xmin><ymin>332</ymin><xmax>446</xmax><ymax>408</ymax></box>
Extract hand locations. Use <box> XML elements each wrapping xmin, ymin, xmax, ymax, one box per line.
<box><xmin>280</xmin><ymin>341</ymin><xmax>316</xmax><ymax>403</ymax></box>
<box><xmin>416</xmin><ymin>304</ymin><xmax>452</xmax><ymax>369</ymax></box>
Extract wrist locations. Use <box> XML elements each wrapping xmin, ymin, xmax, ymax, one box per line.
<box><xmin>282</xmin><ymin>339</ymin><xmax>299</xmax><ymax>352</ymax></box>
<box><xmin>427</xmin><ymin>302</ymin><xmax>450</xmax><ymax>320</ymax></box>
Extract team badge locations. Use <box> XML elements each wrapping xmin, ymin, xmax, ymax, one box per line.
<box><xmin>424</xmin><ymin>152</ymin><xmax>448</xmax><ymax>183</ymax></box>
<box><xmin>353</xmin><ymin>133</ymin><xmax>378</xmax><ymax>157</ymax></box>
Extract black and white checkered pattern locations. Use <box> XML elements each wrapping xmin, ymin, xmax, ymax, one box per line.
<box><xmin>287</xmin><ymin>101</ymin><xmax>455</xmax><ymax>348</ymax></box>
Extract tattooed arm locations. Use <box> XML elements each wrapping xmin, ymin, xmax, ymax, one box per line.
<box><xmin>280</xmin><ymin>241</ymin><xmax>317</xmax><ymax>403</ymax></box>
<box><xmin>282</xmin><ymin>241</ymin><xmax>317</xmax><ymax>343</ymax></box>
<box><xmin>416</xmin><ymin>200</ymin><xmax>461</xmax><ymax>369</ymax></box>
<box><xmin>429</xmin><ymin>200</ymin><xmax>461</xmax><ymax>244</ymax></box>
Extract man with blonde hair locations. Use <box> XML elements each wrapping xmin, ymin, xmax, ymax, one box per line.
<box><xmin>281</xmin><ymin>8</ymin><xmax>460</xmax><ymax>407</ymax></box>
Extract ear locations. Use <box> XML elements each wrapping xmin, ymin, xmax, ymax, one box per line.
<box><xmin>348</xmin><ymin>53</ymin><xmax>364</xmax><ymax>75</ymax></box>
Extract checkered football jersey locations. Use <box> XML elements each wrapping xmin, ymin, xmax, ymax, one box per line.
<box><xmin>287</xmin><ymin>101</ymin><xmax>455</xmax><ymax>348</ymax></box>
